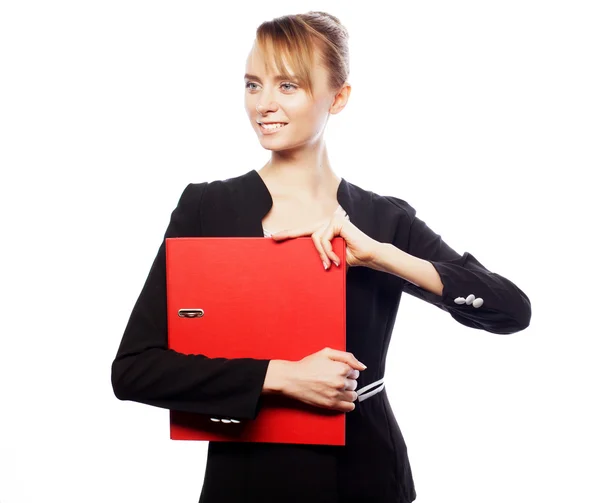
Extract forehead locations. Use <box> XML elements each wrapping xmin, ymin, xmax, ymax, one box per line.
<box><xmin>246</xmin><ymin>45</ymin><xmax>291</xmax><ymax>74</ymax></box>
<box><xmin>245</xmin><ymin>42</ymin><xmax>323</xmax><ymax>78</ymax></box>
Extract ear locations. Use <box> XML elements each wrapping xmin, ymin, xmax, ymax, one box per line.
<box><xmin>330</xmin><ymin>82</ymin><xmax>351</xmax><ymax>115</ymax></box>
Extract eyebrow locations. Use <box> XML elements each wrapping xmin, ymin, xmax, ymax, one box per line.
<box><xmin>244</xmin><ymin>73</ymin><xmax>297</xmax><ymax>82</ymax></box>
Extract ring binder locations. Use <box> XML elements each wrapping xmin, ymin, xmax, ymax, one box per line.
<box><xmin>166</xmin><ymin>236</ymin><xmax>347</xmax><ymax>445</ymax></box>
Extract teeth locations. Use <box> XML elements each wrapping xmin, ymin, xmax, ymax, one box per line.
<box><xmin>261</xmin><ymin>123</ymin><xmax>286</xmax><ymax>129</ymax></box>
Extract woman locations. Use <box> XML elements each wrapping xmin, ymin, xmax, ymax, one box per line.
<box><xmin>111</xmin><ymin>11</ymin><xmax>532</xmax><ymax>503</ymax></box>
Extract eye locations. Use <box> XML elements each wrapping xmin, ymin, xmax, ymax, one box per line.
<box><xmin>245</xmin><ymin>82</ymin><xmax>298</xmax><ymax>92</ymax></box>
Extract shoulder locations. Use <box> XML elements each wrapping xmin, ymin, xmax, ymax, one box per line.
<box><xmin>179</xmin><ymin>181</ymin><xmax>209</xmax><ymax>200</ymax></box>
<box><xmin>343</xmin><ymin>179</ymin><xmax>418</xmax><ymax>247</ymax></box>
<box><xmin>173</xmin><ymin>182</ymin><xmax>209</xmax><ymax>219</ymax></box>
<box><xmin>175</xmin><ymin>172</ymin><xmax>251</xmax><ymax>228</ymax></box>
<box><xmin>347</xmin><ymin>179</ymin><xmax>417</xmax><ymax>223</ymax></box>
<box><xmin>375</xmin><ymin>193</ymin><xmax>418</xmax><ymax>249</ymax></box>
<box><xmin>178</xmin><ymin>171</ymin><xmax>243</xmax><ymax>206</ymax></box>
<box><xmin>379</xmin><ymin>194</ymin><xmax>417</xmax><ymax>221</ymax></box>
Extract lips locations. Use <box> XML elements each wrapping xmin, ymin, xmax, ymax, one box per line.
<box><xmin>258</xmin><ymin>122</ymin><xmax>288</xmax><ymax>133</ymax></box>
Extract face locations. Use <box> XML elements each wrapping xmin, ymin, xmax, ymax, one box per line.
<box><xmin>244</xmin><ymin>41</ymin><xmax>350</xmax><ymax>152</ymax></box>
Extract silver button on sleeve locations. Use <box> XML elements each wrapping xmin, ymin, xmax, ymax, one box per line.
<box><xmin>472</xmin><ymin>297</ymin><xmax>484</xmax><ymax>308</ymax></box>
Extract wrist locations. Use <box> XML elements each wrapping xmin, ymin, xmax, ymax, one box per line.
<box><xmin>263</xmin><ymin>360</ymin><xmax>294</xmax><ymax>395</ymax></box>
<box><xmin>367</xmin><ymin>242</ymin><xmax>399</xmax><ymax>272</ymax></box>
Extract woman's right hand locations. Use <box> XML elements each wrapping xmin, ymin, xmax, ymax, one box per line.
<box><xmin>282</xmin><ymin>347</ymin><xmax>367</xmax><ymax>412</ymax></box>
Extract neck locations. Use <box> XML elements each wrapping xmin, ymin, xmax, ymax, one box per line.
<box><xmin>258</xmin><ymin>144</ymin><xmax>341</xmax><ymax>204</ymax></box>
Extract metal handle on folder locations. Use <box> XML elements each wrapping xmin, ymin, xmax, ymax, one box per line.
<box><xmin>178</xmin><ymin>308</ymin><xmax>204</xmax><ymax>318</ymax></box>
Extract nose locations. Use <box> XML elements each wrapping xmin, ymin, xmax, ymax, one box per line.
<box><xmin>256</xmin><ymin>100</ymin><xmax>278</xmax><ymax>114</ymax></box>
<box><xmin>255</xmin><ymin>87</ymin><xmax>280</xmax><ymax>114</ymax></box>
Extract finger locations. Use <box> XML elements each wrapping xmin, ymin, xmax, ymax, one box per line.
<box><xmin>311</xmin><ymin>229</ymin><xmax>330</xmax><ymax>269</ymax></box>
<box><xmin>270</xmin><ymin>222</ymin><xmax>322</xmax><ymax>241</ymax></box>
<box><xmin>332</xmin><ymin>400</ymin><xmax>355</xmax><ymax>413</ymax></box>
<box><xmin>325</xmin><ymin>348</ymin><xmax>367</xmax><ymax>370</ymax></box>
<box><xmin>344</xmin><ymin>377</ymin><xmax>358</xmax><ymax>392</ymax></box>
<box><xmin>321</xmin><ymin>217</ymin><xmax>344</xmax><ymax>266</ymax></box>
<box><xmin>329</xmin><ymin>391</ymin><xmax>357</xmax><ymax>412</ymax></box>
<box><xmin>339</xmin><ymin>389</ymin><xmax>358</xmax><ymax>403</ymax></box>
<box><xmin>346</xmin><ymin>368</ymin><xmax>360</xmax><ymax>379</ymax></box>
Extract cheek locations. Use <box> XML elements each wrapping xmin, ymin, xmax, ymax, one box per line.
<box><xmin>288</xmin><ymin>105</ymin><xmax>322</xmax><ymax>126</ymax></box>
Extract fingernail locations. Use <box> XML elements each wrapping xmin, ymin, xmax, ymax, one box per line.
<box><xmin>358</xmin><ymin>361</ymin><xmax>367</xmax><ymax>369</ymax></box>
<box><xmin>333</xmin><ymin>260</ymin><xmax>339</xmax><ymax>267</ymax></box>
<box><xmin>323</xmin><ymin>260</ymin><xmax>329</xmax><ymax>270</ymax></box>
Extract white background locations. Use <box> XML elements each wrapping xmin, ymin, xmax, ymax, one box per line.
<box><xmin>1</xmin><ymin>1</ymin><xmax>598</xmax><ymax>502</ymax></box>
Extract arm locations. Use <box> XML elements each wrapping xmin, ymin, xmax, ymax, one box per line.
<box><xmin>369</xmin><ymin>242</ymin><xmax>445</xmax><ymax>295</ymax></box>
<box><xmin>111</xmin><ymin>182</ymin><xmax>273</xmax><ymax>420</ymax></box>
<box><xmin>375</xmin><ymin>197</ymin><xmax>532</xmax><ymax>334</ymax></box>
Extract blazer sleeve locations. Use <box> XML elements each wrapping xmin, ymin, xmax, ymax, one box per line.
<box><xmin>386</xmin><ymin>196</ymin><xmax>532</xmax><ymax>335</ymax></box>
<box><xmin>111</xmin><ymin>182</ymin><xmax>271</xmax><ymax>420</ymax></box>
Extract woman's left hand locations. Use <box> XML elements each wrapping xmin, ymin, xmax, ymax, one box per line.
<box><xmin>269</xmin><ymin>212</ymin><xmax>380</xmax><ymax>270</ymax></box>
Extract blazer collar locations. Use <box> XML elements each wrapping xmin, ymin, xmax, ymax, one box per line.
<box><xmin>214</xmin><ymin>169</ymin><xmax>370</xmax><ymax>238</ymax></box>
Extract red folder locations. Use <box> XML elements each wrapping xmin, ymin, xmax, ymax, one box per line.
<box><xmin>165</xmin><ymin>236</ymin><xmax>347</xmax><ymax>445</ymax></box>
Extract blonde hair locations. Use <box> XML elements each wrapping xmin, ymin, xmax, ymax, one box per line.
<box><xmin>254</xmin><ymin>11</ymin><xmax>350</xmax><ymax>99</ymax></box>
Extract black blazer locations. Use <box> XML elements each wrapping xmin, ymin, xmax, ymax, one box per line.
<box><xmin>111</xmin><ymin>169</ymin><xmax>531</xmax><ymax>503</ymax></box>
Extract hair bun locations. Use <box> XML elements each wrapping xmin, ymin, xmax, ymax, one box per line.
<box><xmin>309</xmin><ymin>11</ymin><xmax>342</xmax><ymax>25</ymax></box>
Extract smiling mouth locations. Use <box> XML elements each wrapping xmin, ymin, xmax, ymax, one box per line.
<box><xmin>259</xmin><ymin>122</ymin><xmax>288</xmax><ymax>129</ymax></box>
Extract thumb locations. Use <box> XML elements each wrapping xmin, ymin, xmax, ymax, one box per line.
<box><xmin>324</xmin><ymin>347</ymin><xmax>367</xmax><ymax>370</ymax></box>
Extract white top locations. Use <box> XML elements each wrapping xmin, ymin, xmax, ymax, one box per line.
<box><xmin>263</xmin><ymin>204</ymin><xmax>348</xmax><ymax>237</ymax></box>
